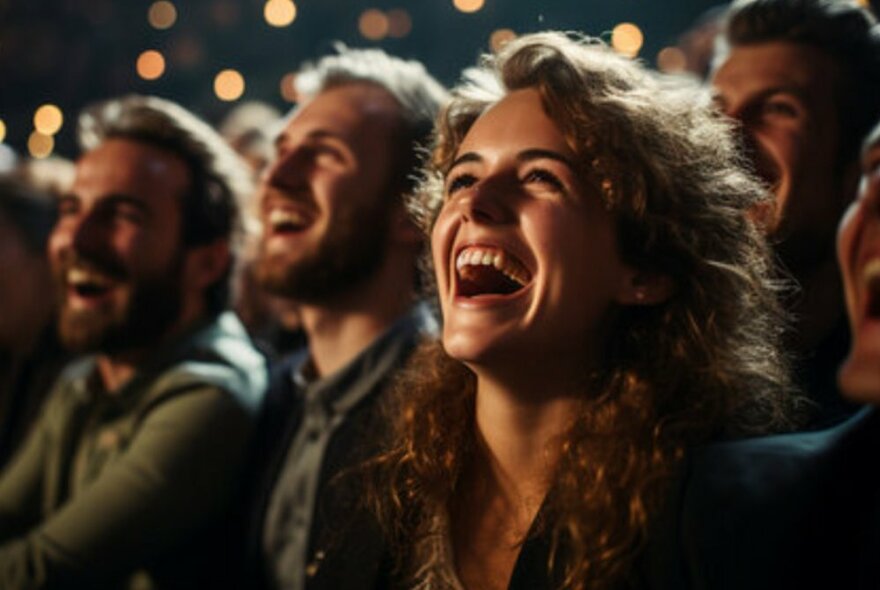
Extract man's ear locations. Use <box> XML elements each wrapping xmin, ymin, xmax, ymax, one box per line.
<box><xmin>616</xmin><ymin>269</ymin><xmax>674</xmax><ymax>306</ymax></box>
<box><xmin>183</xmin><ymin>240</ymin><xmax>231</xmax><ymax>293</ymax></box>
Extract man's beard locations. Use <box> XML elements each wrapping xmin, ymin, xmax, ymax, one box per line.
<box><xmin>56</xmin><ymin>252</ymin><xmax>184</xmax><ymax>355</ymax></box>
<box><xmin>255</xmin><ymin>196</ymin><xmax>392</xmax><ymax>303</ymax></box>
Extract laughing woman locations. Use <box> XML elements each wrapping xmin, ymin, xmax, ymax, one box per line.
<box><xmin>365</xmin><ymin>32</ymin><xmax>796</xmax><ymax>590</ymax></box>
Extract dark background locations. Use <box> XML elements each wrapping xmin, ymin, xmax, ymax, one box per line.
<box><xmin>0</xmin><ymin>0</ymin><xmax>873</xmax><ymax>159</ymax></box>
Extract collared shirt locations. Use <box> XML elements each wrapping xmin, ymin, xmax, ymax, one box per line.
<box><xmin>262</xmin><ymin>303</ymin><xmax>435</xmax><ymax>590</ymax></box>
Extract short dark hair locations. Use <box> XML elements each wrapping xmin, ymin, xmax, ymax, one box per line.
<box><xmin>0</xmin><ymin>176</ymin><xmax>56</xmax><ymax>254</ymax></box>
<box><xmin>78</xmin><ymin>95</ymin><xmax>254</xmax><ymax>314</ymax></box>
<box><xmin>720</xmin><ymin>0</ymin><xmax>880</xmax><ymax>169</ymax></box>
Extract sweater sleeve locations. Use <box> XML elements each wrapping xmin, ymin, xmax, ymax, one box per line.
<box><xmin>0</xmin><ymin>403</ymin><xmax>50</xmax><ymax>543</ymax></box>
<box><xmin>0</xmin><ymin>385</ymin><xmax>254</xmax><ymax>589</ymax></box>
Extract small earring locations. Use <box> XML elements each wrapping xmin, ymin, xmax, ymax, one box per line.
<box><xmin>634</xmin><ymin>290</ymin><xmax>646</xmax><ymax>302</ymax></box>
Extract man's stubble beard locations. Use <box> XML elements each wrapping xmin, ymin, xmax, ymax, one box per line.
<box><xmin>255</xmin><ymin>196</ymin><xmax>393</xmax><ymax>304</ymax></box>
<box><xmin>56</xmin><ymin>253</ymin><xmax>185</xmax><ymax>355</ymax></box>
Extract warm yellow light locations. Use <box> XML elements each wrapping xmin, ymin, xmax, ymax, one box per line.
<box><xmin>137</xmin><ymin>50</ymin><xmax>166</xmax><ymax>80</ymax></box>
<box><xmin>453</xmin><ymin>0</ymin><xmax>484</xmax><ymax>14</ymax></box>
<box><xmin>656</xmin><ymin>47</ymin><xmax>687</xmax><ymax>73</ymax></box>
<box><xmin>358</xmin><ymin>9</ymin><xmax>389</xmax><ymax>41</ymax></box>
<box><xmin>28</xmin><ymin>131</ymin><xmax>54</xmax><ymax>159</ymax></box>
<box><xmin>612</xmin><ymin>23</ymin><xmax>644</xmax><ymax>57</ymax></box>
<box><xmin>215</xmin><ymin>69</ymin><xmax>245</xmax><ymax>101</ymax></box>
<box><xmin>857</xmin><ymin>0</ymin><xmax>869</xmax><ymax>6</ymax></box>
<box><xmin>386</xmin><ymin>9</ymin><xmax>412</xmax><ymax>38</ymax></box>
<box><xmin>490</xmin><ymin>28</ymin><xmax>516</xmax><ymax>52</ymax></box>
<box><xmin>0</xmin><ymin>119</ymin><xmax>6</xmax><ymax>143</ymax></box>
<box><xmin>280</xmin><ymin>73</ymin><xmax>299</xmax><ymax>103</ymax></box>
<box><xmin>34</xmin><ymin>104</ymin><xmax>63</xmax><ymax>136</ymax></box>
<box><xmin>148</xmin><ymin>1</ymin><xmax>177</xmax><ymax>29</ymax></box>
<box><xmin>264</xmin><ymin>0</ymin><xmax>296</xmax><ymax>27</ymax></box>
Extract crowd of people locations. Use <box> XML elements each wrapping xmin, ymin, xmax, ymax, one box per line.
<box><xmin>0</xmin><ymin>0</ymin><xmax>879</xmax><ymax>588</ymax></box>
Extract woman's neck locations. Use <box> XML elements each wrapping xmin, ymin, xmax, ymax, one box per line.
<box><xmin>450</xmin><ymin>374</ymin><xmax>580</xmax><ymax>590</ymax></box>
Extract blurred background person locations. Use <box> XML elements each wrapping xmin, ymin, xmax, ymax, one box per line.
<box><xmin>0</xmin><ymin>177</ymin><xmax>68</xmax><ymax>470</ymax></box>
<box><xmin>219</xmin><ymin>100</ymin><xmax>283</xmax><ymax>181</ymax></box>
<box><xmin>710</xmin><ymin>0</ymin><xmax>880</xmax><ymax>427</ymax></box>
<box><xmin>12</xmin><ymin>156</ymin><xmax>76</xmax><ymax>198</ymax></box>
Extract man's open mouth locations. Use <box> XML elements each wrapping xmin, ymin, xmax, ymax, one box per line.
<box><xmin>67</xmin><ymin>268</ymin><xmax>116</xmax><ymax>300</ymax></box>
<box><xmin>267</xmin><ymin>207</ymin><xmax>311</xmax><ymax>234</ymax></box>
<box><xmin>455</xmin><ymin>245</ymin><xmax>531</xmax><ymax>297</ymax></box>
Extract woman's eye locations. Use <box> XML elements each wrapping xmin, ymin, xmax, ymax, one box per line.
<box><xmin>445</xmin><ymin>173</ymin><xmax>477</xmax><ymax>196</ymax></box>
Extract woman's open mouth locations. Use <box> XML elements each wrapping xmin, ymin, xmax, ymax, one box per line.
<box><xmin>454</xmin><ymin>245</ymin><xmax>531</xmax><ymax>298</ymax></box>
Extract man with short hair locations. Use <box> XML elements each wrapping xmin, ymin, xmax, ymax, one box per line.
<box><xmin>0</xmin><ymin>95</ymin><xmax>267</xmax><ymax>588</ymax></box>
<box><xmin>711</xmin><ymin>0</ymin><xmax>880</xmax><ymax>425</ymax></box>
<box><xmin>683</xmin><ymin>120</ymin><xmax>880</xmax><ymax>590</ymax></box>
<box><xmin>245</xmin><ymin>47</ymin><xmax>447</xmax><ymax>590</ymax></box>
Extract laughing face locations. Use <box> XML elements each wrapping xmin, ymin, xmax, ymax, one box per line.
<box><xmin>837</xmin><ymin>125</ymin><xmax>880</xmax><ymax>402</ymax></box>
<box><xmin>254</xmin><ymin>83</ymin><xmax>401</xmax><ymax>303</ymax></box>
<box><xmin>432</xmin><ymin>88</ymin><xmax>638</xmax><ymax>375</ymax></box>
<box><xmin>49</xmin><ymin>138</ymin><xmax>189</xmax><ymax>354</ymax></box>
<box><xmin>712</xmin><ymin>42</ymin><xmax>845</xmax><ymax>273</ymax></box>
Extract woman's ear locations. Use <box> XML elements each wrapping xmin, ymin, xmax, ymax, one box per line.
<box><xmin>616</xmin><ymin>269</ymin><xmax>674</xmax><ymax>306</ymax></box>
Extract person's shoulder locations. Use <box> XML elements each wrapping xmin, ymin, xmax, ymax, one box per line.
<box><xmin>153</xmin><ymin>312</ymin><xmax>269</xmax><ymax>414</ymax></box>
<box><xmin>689</xmin><ymin>408</ymin><xmax>875</xmax><ymax>496</ymax></box>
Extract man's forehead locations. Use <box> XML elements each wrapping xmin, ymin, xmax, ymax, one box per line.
<box><xmin>277</xmin><ymin>83</ymin><xmax>400</xmax><ymax>139</ymax></box>
<box><xmin>74</xmin><ymin>138</ymin><xmax>189</xmax><ymax>193</ymax></box>
<box><xmin>712</xmin><ymin>41</ymin><xmax>840</xmax><ymax>91</ymax></box>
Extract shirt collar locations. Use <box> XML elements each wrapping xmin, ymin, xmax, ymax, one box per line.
<box><xmin>291</xmin><ymin>302</ymin><xmax>436</xmax><ymax>417</ymax></box>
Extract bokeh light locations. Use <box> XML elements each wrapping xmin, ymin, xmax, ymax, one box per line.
<box><xmin>137</xmin><ymin>49</ymin><xmax>166</xmax><ymax>80</ymax></box>
<box><xmin>611</xmin><ymin>22</ymin><xmax>644</xmax><ymax>57</ymax></box>
<box><xmin>656</xmin><ymin>47</ymin><xmax>687</xmax><ymax>73</ymax></box>
<box><xmin>359</xmin><ymin>9</ymin><xmax>389</xmax><ymax>41</ymax></box>
<box><xmin>33</xmin><ymin>104</ymin><xmax>63</xmax><ymax>136</ymax></box>
<box><xmin>386</xmin><ymin>9</ymin><xmax>412</xmax><ymax>38</ymax></box>
<box><xmin>0</xmin><ymin>120</ymin><xmax>6</xmax><ymax>144</ymax></box>
<box><xmin>453</xmin><ymin>0</ymin><xmax>484</xmax><ymax>14</ymax></box>
<box><xmin>147</xmin><ymin>1</ymin><xmax>177</xmax><ymax>30</ymax></box>
<box><xmin>264</xmin><ymin>0</ymin><xmax>297</xmax><ymax>27</ymax></box>
<box><xmin>490</xmin><ymin>28</ymin><xmax>516</xmax><ymax>52</ymax></box>
<box><xmin>28</xmin><ymin>131</ymin><xmax>54</xmax><ymax>159</ymax></box>
<box><xmin>215</xmin><ymin>69</ymin><xmax>245</xmax><ymax>101</ymax></box>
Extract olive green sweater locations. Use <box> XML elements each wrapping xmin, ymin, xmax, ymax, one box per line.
<box><xmin>0</xmin><ymin>312</ymin><xmax>266</xmax><ymax>589</ymax></box>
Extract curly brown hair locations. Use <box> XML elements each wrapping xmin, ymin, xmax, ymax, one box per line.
<box><xmin>367</xmin><ymin>31</ymin><xmax>798</xmax><ymax>590</ymax></box>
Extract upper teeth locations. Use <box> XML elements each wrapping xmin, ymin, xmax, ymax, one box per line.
<box><xmin>68</xmin><ymin>268</ymin><xmax>112</xmax><ymax>287</ymax></box>
<box><xmin>455</xmin><ymin>246</ymin><xmax>530</xmax><ymax>286</ymax></box>
<box><xmin>268</xmin><ymin>209</ymin><xmax>307</xmax><ymax>229</ymax></box>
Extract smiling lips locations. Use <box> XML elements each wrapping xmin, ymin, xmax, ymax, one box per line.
<box><xmin>66</xmin><ymin>267</ymin><xmax>116</xmax><ymax>306</ymax></box>
<box><xmin>455</xmin><ymin>245</ymin><xmax>531</xmax><ymax>297</ymax></box>
<box><xmin>267</xmin><ymin>207</ymin><xmax>311</xmax><ymax>233</ymax></box>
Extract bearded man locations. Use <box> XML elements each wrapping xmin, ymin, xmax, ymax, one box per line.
<box><xmin>242</xmin><ymin>47</ymin><xmax>447</xmax><ymax>590</ymax></box>
<box><xmin>0</xmin><ymin>95</ymin><xmax>267</xmax><ymax>589</ymax></box>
